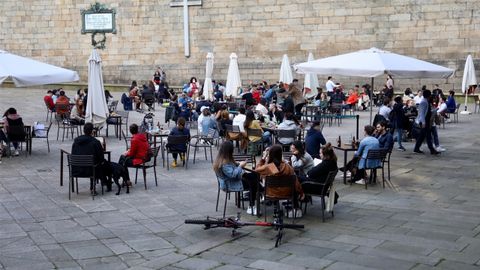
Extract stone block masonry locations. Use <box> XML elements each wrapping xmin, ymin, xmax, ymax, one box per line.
<box><xmin>0</xmin><ymin>0</ymin><xmax>479</xmax><ymax>90</ymax></box>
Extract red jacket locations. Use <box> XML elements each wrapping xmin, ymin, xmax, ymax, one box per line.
<box><xmin>127</xmin><ymin>133</ymin><xmax>149</xmax><ymax>165</ymax></box>
<box><xmin>44</xmin><ymin>95</ymin><xmax>54</xmax><ymax>110</ymax></box>
<box><xmin>252</xmin><ymin>90</ymin><xmax>261</xmax><ymax>104</ymax></box>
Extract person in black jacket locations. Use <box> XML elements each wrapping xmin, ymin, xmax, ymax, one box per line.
<box><xmin>390</xmin><ymin>96</ymin><xmax>407</xmax><ymax>151</ymax></box>
<box><xmin>299</xmin><ymin>143</ymin><xmax>339</xmax><ymax>203</ymax></box>
<box><xmin>71</xmin><ymin>123</ymin><xmax>111</xmax><ymax>194</ymax></box>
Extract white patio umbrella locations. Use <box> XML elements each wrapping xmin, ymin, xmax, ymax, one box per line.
<box><xmin>85</xmin><ymin>49</ymin><xmax>108</xmax><ymax>126</ymax></box>
<box><xmin>279</xmin><ymin>54</ymin><xmax>293</xmax><ymax>84</ymax></box>
<box><xmin>0</xmin><ymin>50</ymin><xmax>79</xmax><ymax>87</ymax></box>
<box><xmin>294</xmin><ymin>47</ymin><xmax>455</xmax><ymax>122</ymax></box>
<box><xmin>204</xmin><ymin>52</ymin><xmax>214</xmax><ymax>100</ymax></box>
<box><xmin>460</xmin><ymin>54</ymin><xmax>477</xmax><ymax>115</ymax></box>
<box><xmin>225</xmin><ymin>53</ymin><xmax>241</xmax><ymax>97</ymax></box>
<box><xmin>303</xmin><ymin>52</ymin><xmax>319</xmax><ymax>99</ymax></box>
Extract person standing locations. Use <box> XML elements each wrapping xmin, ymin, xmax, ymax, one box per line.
<box><xmin>413</xmin><ymin>90</ymin><xmax>440</xmax><ymax>155</ymax></box>
<box><xmin>325</xmin><ymin>76</ymin><xmax>336</xmax><ymax>97</ymax></box>
<box><xmin>391</xmin><ymin>96</ymin><xmax>406</xmax><ymax>151</ymax></box>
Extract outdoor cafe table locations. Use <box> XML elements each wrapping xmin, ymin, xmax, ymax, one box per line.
<box><xmin>147</xmin><ymin>129</ymin><xmax>170</xmax><ymax>149</ymax></box>
<box><xmin>60</xmin><ymin>149</ymin><xmax>111</xmax><ymax>192</ymax></box>
<box><xmin>333</xmin><ymin>143</ymin><xmax>358</xmax><ymax>185</ymax></box>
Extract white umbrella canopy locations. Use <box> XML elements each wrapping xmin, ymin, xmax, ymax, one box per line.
<box><xmin>303</xmin><ymin>52</ymin><xmax>319</xmax><ymax>99</ymax></box>
<box><xmin>460</xmin><ymin>54</ymin><xmax>477</xmax><ymax>114</ymax></box>
<box><xmin>225</xmin><ymin>53</ymin><xmax>241</xmax><ymax>97</ymax></box>
<box><xmin>0</xmin><ymin>50</ymin><xmax>79</xmax><ymax>87</ymax></box>
<box><xmin>279</xmin><ymin>54</ymin><xmax>293</xmax><ymax>84</ymax></box>
<box><xmin>295</xmin><ymin>47</ymin><xmax>454</xmax><ymax>79</ymax></box>
<box><xmin>85</xmin><ymin>49</ymin><xmax>108</xmax><ymax>126</ymax></box>
<box><xmin>204</xmin><ymin>52</ymin><xmax>214</xmax><ymax>100</ymax></box>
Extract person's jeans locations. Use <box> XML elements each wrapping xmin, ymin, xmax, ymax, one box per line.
<box><xmin>262</xmin><ymin>131</ymin><xmax>272</xmax><ymax>146</ymax></box>
<box><xmin>395</xmin><ymin>128</ymin><xmax>404</xmax><ymax>148</ymax></box>
<box><xmin>431</xmin><ymin>126</ymin><xmax>439</xmax><ymax>147</ymax></box>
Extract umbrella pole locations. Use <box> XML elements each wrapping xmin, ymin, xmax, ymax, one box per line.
<box><xmin>460</xmin><ymin>90</ymin><xmax>471</xmax><ymax>114</ymax></box>
<box><xmin>370</xmin><ymin>77</ymin><xmax>374</xmax><ymax>124</ymax></box>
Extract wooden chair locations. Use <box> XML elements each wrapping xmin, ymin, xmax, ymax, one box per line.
<box><xmin>67</xmin><ymin>154</ymin><xmax>100</xmax><ymax>200</ymax></box>
<box><xmin>263</xmin><ymin>175</ymin><xmax>297</xmax><ymax>222</ymax></box>
<box><xmin>132</xmin><ymin>146</ymin><xmax>160</xmax><ymax>190</ymax></box>
<box><xmin>301</xmin><ymin>170</ymin><xmax>338</xmax><ymax>221</ymax></box>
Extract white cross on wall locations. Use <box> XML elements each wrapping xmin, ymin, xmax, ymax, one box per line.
<box><xmin>170</xmin><ymin>0</ymin><xmax>202</xmax><ymax>58</ymax></box>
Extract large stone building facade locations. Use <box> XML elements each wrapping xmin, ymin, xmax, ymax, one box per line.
<box><xmin>1</xmin><ymin>0</ymin><xmax>479</xmax><ymax>90</ymax></box>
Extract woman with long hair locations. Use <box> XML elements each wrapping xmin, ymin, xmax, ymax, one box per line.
<box><xmin>213</xmin><ymin>141</ymin><xmax>259</xmax><ymax>215</ymax></box>
<box><xmin>255</xmin><ymin>145</ymin><xmax>304</xmax><ymax>217</ymax></box>
<box><xmin>243</xmin><ymin>110</ymin><xmax>271</xmax><ymax>147</ymax></box>
<box><xmin>70</xmin><ymin>98</ymin><xmax>85</xmax><ymax>125</ymax></box>
<box><xmin>290</xmin><ymin>141</ymin><xmax>314</xmax><ymax>176</ymax></box>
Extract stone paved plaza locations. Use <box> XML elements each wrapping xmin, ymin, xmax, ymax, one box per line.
<box><xmin>1</xmin><ymin>88</ymin><xmax>480</xmax><ymax>270</ymax></box>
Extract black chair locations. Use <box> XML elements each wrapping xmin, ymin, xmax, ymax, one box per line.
<box><xmin>191</xmin><ymin>128</ymin><xmax>217</xmax><ymax>164</ymax></box>
<box><xmin>275</xmin><ymin>129</ymin><xmax>296</xmax><ymax>151</ymax></box>
<box><xmin>301</xmin><ymin>169</ymin><xmax>338</xmax><ymax>221</ymax></box>
<box><xmin>263</xmin><ymin>175</ymin><xmax>297</xmax><ymax>222</ymax></box>
<box><xmin>54</xmin><ymin>106</ymin><xmax>79</xmax><ymax>142</ymax></box>
<box><xmin>121</xmin><ymin>130</ymin><xmax>132</xmax><ymax>150</ymax></box>
<box><xmin>215</xmin><ymin>173</ymin><xmax>246</xmax><ymax>218</ymax></box>
<box><xmin>44</xmin><ymin>100</ymin><xmax>54</xmax><ymax>122</ymax></box>
<box><xmin>67</xmin><ymin>154</ymin><xmax>100</xmax><ymax>200</ymax></box>
<box><xmin>282</xmin><ymin>151</ymin><xmax>294</xmax><ymax>164</ymax></box>
<box><xmin>225</xmin><ymin>124</ymin><xmax>242</xmax><ymax>152</ymax></box>
<box><xmin>108</xmin><ymin>100</ymin><xmax>119</xmax><ymax>113</ymax></box>
<box><xmin>452</xmin><ymin>103</ymin><xmax>460</xmax><ymax>123</ymax></box>
<box><xmin>382</xmin><ymin>150</ymin><xmax>392</xmax><ymax>188</ymax></box>
<box><xmin>363</xmin><ymin>149</ymin><xmax>387</xmax><ymax>189</ymax></box>
<box><xmin>106</xmin><ymin>111</ymin><xmax>129</xmax><ymax>139</ymax></box>
<box><xmin>232</xmin><ymin>153</ymin><xmax>256</xmax><ymax>169</ymax></box>
<box><xmin>32</xmin><ymin>122</ymin><xmax>52</xmax><ymax>153</ymax></box>
<box><xmin>132</xmin><ymin>146</ymin><xmax>160</xmax><ymax>190</ymax></box>
<box><xmin>165</xmin><ymin>135</ymin><xmax>190</xmax><ymax>170</ymax></box>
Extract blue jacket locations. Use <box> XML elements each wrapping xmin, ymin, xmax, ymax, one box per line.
<box><xmin>355</xmin><ymin>136</ymin><xmax>381</xmax><ymax>169</ymax></box>
<box><xmin>446</xmin><ymin>96</ymin><xmax>456</xmax><ymax>113</ymax></box>
<box><xmin>377</xmin><ymin>132</ymin><xmax>393</xmax><ymax>151</ymax></box>
<box><xmin>305</xmin><ymin>128</ymin><xmax>326</xmax><ymax>159</ymax></box>
<box><xmin>168</xmin><ymin>127</ymin><xmax>190</xmax><ymax>152</ymax></box>
<box><xmin>216</xmin><ymin>163</ymin><xmax>244</xmax><ymax>192</ymax></box>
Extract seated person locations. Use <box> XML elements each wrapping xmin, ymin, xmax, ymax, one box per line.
<box><xmin>70</xmin><ymin>99</ymin><xmax>85</xmax><ymax>125</ymax></box>
<box><xmin>2</xmin><ymin>108</ymin><xmax>26</xmax><ymax>156</ymax></box>
<box><xmin>168</xmin><ymin>117</ymin><xmax>191</xmax><ymax>167</ymax></box>
<box><xmin>118</xmin><ymin>124</ymin><xmax>149</xmax><ymax>185</ymax></box>
<box><xmin>255</xmin><ymin>145</ymin><xmax>305</xmax><ymax>217</ymax></box>
<box><xmin>329</xmin><ymin>88</ymin><xmax>346</xmax><ymax>113</ymax></box>
<box><xmin>344</xmin><ymin>89</ymin><xmax>359</xmax><ymax>109</ymax></box>
<box><xmin>142</xmin><ymin>82</ymin><xmax>156</xmax><ymax>110</ymax></box>
<box><xmin>375</xmin><ymin>121</ymin><xmax>394</xmax><ymax>151</ymax></box>
<box><xmin>299</xmin><ymin>143</ymin><xmax>339</xmax><ymax>203</ymax></box>
<box><xmin>244</xmin><ymin>110</ymin><xmax>271</xmax><ymax>146</ymax></box>
<box><xmin>195</xmin><ymin>96</ymin><xmax>212</xmax><ymax>115</ymax></box>
<box><xmin>290</xmin><ymin>141</ymin><xmax>314</xmax><ymax>176</ymax></box>
<box><xmin>314</xmin><ymin>92</ymin><xmax>329</xmax><ymax>112</ymax></box>
<box><xmin>72</xmin><ymin>123</ymin><xmax>111</xmax><ymax>194</ymax></box>
<box><xmin>55</xmin><ymin>90</ymin><xmax>71</xmax><ymax>117</ymax></box>
<box><xmin>213</xmin><ymin>141</ymin><xmax>259</xmax><ymax>215</ymax></box>
<box><xmin>276</xmin><ymin>113</ymin><xmax>299</xmax><ymax>145</ymax></box>
<box><xmin>268</xmin><ymin>103</ymin><xmax>284</xmax><ymax>124</ymax></box>
<box><xmin>129</xmin><ymin>82</ymin><xmax>141</xmax><ymax>110</ymax></box>
<box><xmin>255</xmin><ymin>98</ymin><xmax>269</xmax><ymax>116</ymax></box>
<box><xmin>378</xmin><ymin>97</ymin><xmax>392</xmax><ymax>122</ymax></box>
<box><xmin>44</xmin><ymin>90</ymin><xmax>55</xmax><ymax>112</ymax></box>
<box><xmin>218</xmin><ymin>109</ymin><xmax>232</xmax><ymax>137</ymax></box>
<box><xmin>198</xmin><ymin>108</ymin><xmax>217</xmax><ymax>136</ymax></box>
<box><xmin>305</xmin><ymin>121</ymin><xmax>326</xmax><ymax>159</ymax></box>
<box><xmin>446</xmin><ymin>90</ymin><xmax>456</xmax><ymax>113</ymax></box>
<box><xmin>353</xmin><ymin>125</ymin><xmax>381</xmax><ymax>184</ymax></box>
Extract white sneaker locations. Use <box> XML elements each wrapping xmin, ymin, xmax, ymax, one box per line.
<box><xmin>246</xmin><ymin>206</ymin><xmax>257</xmax><ymax>215</ymax></box>
<box><xmin>287</xmin><ymin>209</ymin><xmax>303</xmax><ymax>218</ymax></box>
<box><xmin>346</xmin><ymin>171</ymin><xmax>352</xmax><ymax>177</ymax></box>
<box><xmin>355</xmin><ymin>179</ymin><xmax>365</xmax><ymax>185</ymax></box>
<box><xmin>436</xmin><ymin>146</ymin><xmax>446</xmax><ymax>152</ymax></box>
<box><xmin>13</xmin><ymin>150</ymin><xmax>19</xmax><ymax>156</ymax></box>
<box><xmin>294</xmin><ymin>208</ymin><xmax>303</xmax><ymax>218</ymax></box>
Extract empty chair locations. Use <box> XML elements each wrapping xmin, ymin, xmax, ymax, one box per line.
<box><xmin>32</xmin><ymin>121</ymin><xmax>52</xmax><ymax>153</ymax></box>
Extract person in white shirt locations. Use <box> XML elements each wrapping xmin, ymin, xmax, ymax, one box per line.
<box><xmin>232</xmin><ymin>107</ymin><xmax>246</xmax><ymax>132</ymax></box>
<box><xmin>378</xmin><ymin>98</ymin><xmax>392</xmax><ymax>121</ymax></box>
<box><xmin>413</xmin><ymin>90</ymin><xmax>423</xmax><ymax>105</ymax></box>
<box><xmin>197</xmin><ymin>106</ymin><xmax>209</xmax><ymax>134</ymax></box>
<box><xmin>325</xmin><ymin>76</ymin><xmax>336</xmax><ymax>96</ymax></box>
<box><xmin>255</xmin><ymin>98</ymin><xmax>269</xmax><ymax>116</ymax></box>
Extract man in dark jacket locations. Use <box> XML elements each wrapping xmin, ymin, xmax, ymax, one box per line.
<box><xmin>71</xmin><ymin>123</ymin><xmax>111</xmax><ymax>194</ymax></box>
<box><xmin>305</xmin><ymin>121</ymin><xmax>326</xmax><ymax>159</ymax></box>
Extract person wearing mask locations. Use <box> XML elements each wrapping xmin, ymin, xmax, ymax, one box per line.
<box><xmin>305</xmin><ymin>121</ymin><xmax>327</xmax><ymax>159</ymax></box>
<box><xmin>413</xmin><ymin>90</ymin><xmax>440</xmax><ymax>155</ymax></box>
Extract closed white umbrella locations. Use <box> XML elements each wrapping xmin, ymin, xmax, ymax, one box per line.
<box><xmin>0</xmin><ymin>50</ymin><xmax>79</xmax><ymax>87</ymax></box>
<box><xmin>279</xmin><ymin>54</ymin><xmax>293</xmax><ymax>84</ymax></box>
<box><xmin>303</xmin><ymin>52</ymin><xmax>319</xmax><ymax>99</ymax></box>
<box><xmin>460</xmin><ymin>54</ymin><xmax>477</xmax><ymax>114</ymax></box>
<box><xmin>85</xmin><ymin>49</ymin><xmax>108</xmax><ymax>127</ymax></box>
<box><xmin>204</xmin><ymin>52</ymin><xmax>214</xmax><ymax>100</ymax></box>
<box><xmin>225</xmin><ymin>53</ymin><xmax>241</xmax><ymax>97</ymax></box>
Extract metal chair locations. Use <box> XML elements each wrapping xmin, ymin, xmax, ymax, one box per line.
<box><xmin>275</xmin><ymin>129</ymin><xmax>296</xmax><ymax>151</ymax></box>
<box><xmin>108</xmin><ymin>100</ymin><xmax>119</xmax><ymax>113</ymax></box>
<box><xmin>44</xmin><ymin>100</ymin><xmax>54</xmax><ymax>122</ymax></box>
<box><xmin>106</xmin><ymin>111</ymin><xmax>129</xmax><ymax>139</ymax></box>
<box><xmin>191</xmin><ymin>128</ymin><xmax>217</xmax><ymax>164</ymax></box>
<box><xmin>452</xmin><ymin>103</ymin><xmax>460</xmax><ymax>123</ymax></box>
<box><xmin>301</xmin><ymin>169</ymin><xmax>338</xmax><ymax>221</ymax></box>
<box><xmin>165</xmin><ymin>135</ymin><xmax>190</xmax><ymax>170</ymax></box>
<box><xmin>132</xmin><ymin>146</ymin><xmax>160</xmax><ymax>190</ymax></box>
<box><xmin>215</xmin><ymin>172</ymin><xmax>245</xmax><ymax>218</ymax></box>
<box><xmin>246</xmin><ymin>128</ymin><xmax>265</xmax><ymax>155</ymax></box>
<box><xmin>263</xmin><ymin>175</ymin><xmax>297</xmax><ymax>222</ymax></box>
<box><xmin>32</xmin><ymin>122</ymin><xmax>52</xmax><ymax>153</ymax></box>
<box><xmin>225</xmin><ymin>124</ymin><xmax>242</xmax><ymax>152</ymax></box>
<box><xmin>363</xmin><ymin>149</ymin><xmax>387</xmax><ymax>189</ymax></box>
<box><xmin>67</xmin><ymin>154</ymin><xmax>99</xmax><ymax>200</ymax></box>
<box><xmin>121</xmin><ymin>130</ymin><xmax>132</xmax><ymax>150</ymax></box>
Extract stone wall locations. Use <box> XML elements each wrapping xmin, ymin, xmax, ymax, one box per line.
<box><xmin>1</xmin><ymin>0</ymin><xmax>479</xmax><ymax>91</ymax></box>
